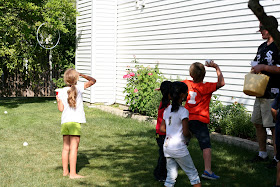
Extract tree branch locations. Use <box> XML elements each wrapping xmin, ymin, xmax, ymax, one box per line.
<box><xmin>248</xmin><ymin>0</ymin><xmax>280</xmax><ymax>50</ymax></box>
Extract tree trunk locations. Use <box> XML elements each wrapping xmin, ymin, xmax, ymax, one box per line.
<box><xmin>248</xmin><ymin>0</ymin><xmax>280</xmax><ymax>50</ymax></box>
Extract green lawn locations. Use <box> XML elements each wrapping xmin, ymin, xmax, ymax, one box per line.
<box><xmin>0</xmin><ymin>97</ymin><xmax>276</xmax><ymax>187</ymax></box>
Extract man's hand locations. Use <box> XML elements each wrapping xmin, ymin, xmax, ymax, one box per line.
<box><xmin>252</xmin><ymin>64</ymin><xmax>265</xmax><ymax>73</ymax></box>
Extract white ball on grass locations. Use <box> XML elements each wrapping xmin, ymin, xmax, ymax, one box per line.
<box><xmin>23</xmin><ymin>142</ymin><xmax>28</xmax><ymax>146</ymax></box>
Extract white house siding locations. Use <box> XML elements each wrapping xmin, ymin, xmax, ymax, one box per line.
<box><xmin>76</xmin><ymin>0</ymin><xmax>116</xmax><ymax>103</ymax></box>
<box><xmin>76</xmin><ymin>0</ymin><xmax>92</xmax><ymax>102</ymax></box>
<box><xmin>115</xmin><ymin>0</ymin><xmax>280</xmax><ymax>112</ymax></box>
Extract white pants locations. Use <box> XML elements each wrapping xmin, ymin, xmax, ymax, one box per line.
<box><xmin>164</xmin><ymin>155</ymin><xmax>200</xmax><ymax>187</ymax></box>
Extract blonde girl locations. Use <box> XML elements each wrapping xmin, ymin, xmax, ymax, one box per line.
<box><xmin>56</xmin><ymin>68</ymin><xmax>96</xmax><ymax>179</ymax></box>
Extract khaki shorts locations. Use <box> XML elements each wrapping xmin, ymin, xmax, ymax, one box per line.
<box><xmin>251</xmin><ymin>98</ymin><xmax>275</xmax><ymax>128</ymax></box>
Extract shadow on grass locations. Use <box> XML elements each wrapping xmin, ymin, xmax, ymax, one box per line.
<box><xmin>53</xmin><ymin>107</ymin><xmax>276</xmax><ymax>186</ymax></box>
<box><xmin>77</xmin><ymin>153</ymin><xmax>90</xmax><ymax>173</ymax></box>
<box><xmin>0</xmin><ymin>97</ymin><xmax>55</xmax><ymax>108</ymax></box>
<box><xmin>188</xmin><ymin>139</ymin><xmax>276</xmax><ymax>187</ymax></box>
<box><xmin>123</xmin><ymin>110</ymin><xmax>156</xmax><ymax>123</ymax></box>
<box><xmin>78</xmin><ymin>128</ymin><xmax>276</xmax><ymax>187</ymax></box>
<box><xmin>54</xmin><ymin>153</ymin><xmax>90</xmax><ymax>172</ymax></box>
<box><xmin>78</xmin><ymin>129</ymin><xmax>162</xmax><ymax>186</ymax></box>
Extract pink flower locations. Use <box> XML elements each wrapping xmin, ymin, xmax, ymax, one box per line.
<box><xmin>137</xmin><ymin>74</ymin><xmax>140</xmax><ymax>76</ymax></box>
<box><xmin>123</xmin><ymin>74</ymin><xmax>131</xmax><ymax>79</ymax></box>
<box><xmin>130</xmin><ymin>72</ymin><xmax>135</xmax><ymax>77</ymax></box>
<box><xmin>148</xmin><ymin>73</ymin><xmax>152</xmax><ymax>75</ymax></box>
<box><xmin>134</xmin><ymin>89</ymin><xmax>138</xmax><ymax>93</ymax></box>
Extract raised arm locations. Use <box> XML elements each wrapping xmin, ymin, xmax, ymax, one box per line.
<box><xmin>79</xmin><ymin>73</ymin><xmax>96</xmax><ymax>89</ymax></box>
<box><xmin>206</xmin><ymin>60</ymin><xmax>225</xmax><ymax>89</ymax></box>
<box><xmin>215</xmin><ymin>64</ymin><xmax>225</xmax><ymax>89</ymax></box>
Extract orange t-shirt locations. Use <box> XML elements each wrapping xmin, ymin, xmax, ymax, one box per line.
<box><xmin>182</xmin><ymin>80</ymin><xmax>217</xmax><ymax>124</ymax></box>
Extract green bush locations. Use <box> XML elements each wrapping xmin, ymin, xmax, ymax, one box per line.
<box><xmin>52</xmin><ymin>63</ymin><xmax>75</xmax><ymax>88</ymax></box>
<box><xmin>209</xmin><ymin>95</ymin><xmax>256</xmax><ymax>140</ymax></box>
<box><xmin>123</xmin><ymin>57</ymin><xmax>165</xmax><ymax>118</ymax></box>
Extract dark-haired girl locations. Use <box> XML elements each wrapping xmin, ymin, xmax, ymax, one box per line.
<box><xmin>154</xmin><ymin>81</ymin><xmax>172</xmax><ymax>182</ymax></box>
<box><xmin>160</xmin><ymin>82</ymin><xmax>201</xmax><ymax>187</ymax></box>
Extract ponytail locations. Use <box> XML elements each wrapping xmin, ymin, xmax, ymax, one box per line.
<box><xmin>160</xmin><ymin>81</ymin><xmax>172</xmax><ymax>109</ymax></box>
<box><xmin>161</xmin><ymin>93</ymin><xmax>170</xmax><ymax>109</ymax></box>
<box><xmin>171</xmin><ymin>93</ymin><xmax>180</xmax><ymax>112</ymax></box>
<box><xmin>67</xmin><ymin>85</ymin><xmax>78</xmax><ymax>108</ymax></box>
<box><xmin>170</xmin><ymin>82</ymin><xmax>188</xmax><ymax>112</ymax></box>
<box><xmin>64</xmin><ymin>68</ymin><xmax>79</xmax><ymax>109</ymax></box>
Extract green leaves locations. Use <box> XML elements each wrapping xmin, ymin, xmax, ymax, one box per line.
<box><xmin>0</xmin><ymin>0</ymin><xmax>76</xmax><ymax>90</ymax></box>
<box><xmin>209</xmin><ymin>96</ymin><xmax>256</xmax><ymax>140</ymax></box>
<box><xmin>123</xmin><ymin>58</ymin><xmax>165</xmax><ymax>117</ymax></box>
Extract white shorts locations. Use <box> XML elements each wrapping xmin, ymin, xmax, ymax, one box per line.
<box><xmin>251</xmin><ymin>98</ymin><xmax>275</xmax><ymax>128</ymax></box>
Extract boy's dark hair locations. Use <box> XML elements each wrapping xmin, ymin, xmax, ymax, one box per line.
<box><xmin>170</xmin><ymin>81</ymin><xmax>188</xmax><ymax>112</ymax></box>
<box><xmin>189</xmin><ymin>62</ymin><xmax>205</xmax><ymax>83</ymax></box>
<box><xmin>268</xmin><ymin>15</ymin><xmax>278</xmax><ymax>29</ymax></box>
<box><xmin>261</xmin><ymin>16</ymin><xmax>278</xmax><ymax>33</ymax></box>
<box><xmin>160</xmin><ymin>81</ymin><xmax>172</xmax><ymax>109</ymax></box>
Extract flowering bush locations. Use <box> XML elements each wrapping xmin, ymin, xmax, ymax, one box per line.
<box><xmin>209</xmin><ymin>95</ymin><xmax>256</xmax><ymax>140</ymax></box>
<box><xmin>123</xmin><ymin>57</ymin><xmax>165</xmax><ymax>117</ymax></box>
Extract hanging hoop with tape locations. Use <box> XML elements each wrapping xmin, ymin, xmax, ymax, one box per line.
<box><xmin>36</xmin><ymin>22</ymin><xmax>60</xmax><ymax>50</ymax></box>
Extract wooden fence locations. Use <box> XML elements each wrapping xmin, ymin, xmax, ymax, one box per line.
<box><xmin>0</xmin><ymin>68</ymin><xmax>61</xmax><ymax>97</ymax></box>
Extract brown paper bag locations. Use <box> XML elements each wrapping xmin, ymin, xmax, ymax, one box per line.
<box><xmin>243</xmin><ymin>73</ymin><xmax>270</xmax><ymax>97</ymax></box>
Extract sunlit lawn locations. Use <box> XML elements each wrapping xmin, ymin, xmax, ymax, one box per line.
<box><xmin>0</xmin><ymin>97</ymin><xmax>276</xmax><ymax>187</ymax></box>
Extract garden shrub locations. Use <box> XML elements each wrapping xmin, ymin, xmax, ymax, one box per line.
<box><xmin>209</xmin><ymin>95</ymin><xmax>256</xmax><ymax>140</ymax></box>
<box><xmin>123</xmin><ymin>57</ymin><xmax>165</xmax><ymax>118</ymax></box>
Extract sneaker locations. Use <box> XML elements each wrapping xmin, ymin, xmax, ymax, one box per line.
<box><xmin>267</xmin><ymin>159</ymin><xmax>278</xmax><ymax>169</ymax></box>
<box><xmin>250</xmin><ymin>154</ymin><xmax>268</xmax><ymax>163</ymax></box>
<box><xmin>201</xmin><ymin>170</ymin><xmax>220</xmax><ymax>180</ymax></box>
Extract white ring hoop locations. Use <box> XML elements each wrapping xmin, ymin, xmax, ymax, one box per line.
<box><xmin>36</xmin><ymin>22</ymin><xmax>60</xmax><ymax>50</ymax></box>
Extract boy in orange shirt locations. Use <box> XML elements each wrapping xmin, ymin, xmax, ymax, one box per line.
<box><xmin>182</xmin><ymin>60</ymin><xmax>225</xmax><ymax>180</ymax></box>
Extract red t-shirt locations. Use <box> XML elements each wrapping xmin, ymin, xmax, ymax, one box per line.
<box><xmin>182</xmin><ymin>80</ymin><xmax>217</xmax><ymax>124</ymax></box>
<box><xmin>156</xmin><ymin>101</ymin><xmax>168</xmax><ymax>135</ymax></box>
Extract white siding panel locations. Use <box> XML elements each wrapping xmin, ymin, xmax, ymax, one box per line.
<box><xmin>115</xmin><ymin>0</ymin><xmax>280</xmax><ymax>111</ymax></box>
<box><xmin>76</xmin><ymin>0</ymin><xmax>92</xmax><ymax>102</ymax></box>
<box><xmin>78</xmin><ymin>6</ymin><xmax>92</xmax><ymax>13</ymax></box>
<box><xmin>78</xmin><ymin>9</ymin><xmax>92</xmax><ymax>16</ymax></box>
<box><xmin>90</xmin><ymin>0</ymin><xmax>116</xmax><ymax>104</ymax></box>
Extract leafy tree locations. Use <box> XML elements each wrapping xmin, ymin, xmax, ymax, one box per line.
<box><xmin>0</xmin><ymin>0</ymin><xmax>77</xmax><ymax>95</ymax></box>
<box><xmin>248</xmin><ymin>0</ymin><xmax>280</xmax><ymax>50</ymax></box>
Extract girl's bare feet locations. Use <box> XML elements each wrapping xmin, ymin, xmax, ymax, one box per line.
<box><xmin>69</xmin><ymin>174</ymin><xmax>85</xmax><ymax>179</ymax></box>
<box><xmin>63</xmin><ymin>172</ymin><xmax>69</xmax><ymax>177</ymax></box>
